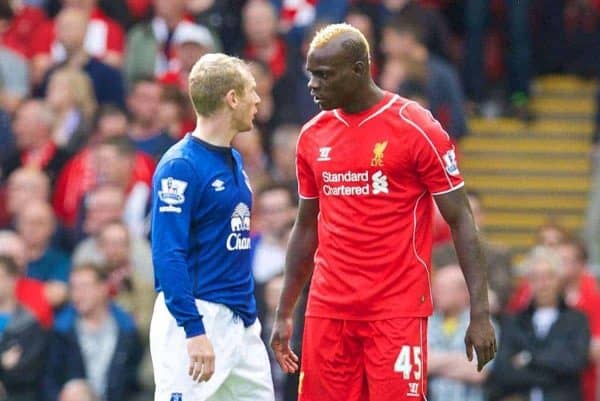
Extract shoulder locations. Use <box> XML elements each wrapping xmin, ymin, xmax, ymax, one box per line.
<box><xmin>53</xmin><ymin>306</ymin><xmax>78</xmax><ymax>333</ymax></box>
<box><xmin>109</xmin><ymin>303</ymin><xmax>137</xmax><ymax>333</ymax></box>
<box><xmin>299</xmin><ymin>111</ymin><xmax>332</xmax><ymax>137</ymax></box>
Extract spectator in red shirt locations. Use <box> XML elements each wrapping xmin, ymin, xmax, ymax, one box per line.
<box><xmin>558</xmin><ymin>239</ymin><xmax>600</xmax><ymax>401</ymax></box>
<box><xmin>1</xmin><ymin>99</ymin><xmax>71</xmax><ymax>185</ymax></box>
<box><xmin>0</xmin><ymin>230</ymin><xmax>53</xmax><ymax>328</ymax></box>
<box><xmin>0</xmin><ymin>0</ymin><xmax>47</xmax><ymax>58</ymax></box>
<box><xmin>52</xmin><ymin>105</ymin><xmax>155</xmax><ymax>228</ymax></box>
<box><xmin>30</xmin><ymin>0</ymin><xmax>124</xmax><ymax>85</ymax></box>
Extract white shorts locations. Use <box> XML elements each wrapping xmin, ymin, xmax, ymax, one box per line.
<box><xmin>150</xmin><ymin>293</ymin><xmax>275</xmax><ymax>401</ymax></box>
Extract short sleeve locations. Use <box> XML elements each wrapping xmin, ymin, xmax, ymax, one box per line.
<box><xmin>401</xmin><ymin>102</ymin><xmax>464</xmax><ymax>195</ymax></box>
<box><xmin>296</xmin><ymin>132</ymin><xmax>318</xmax><ymax>199</ymax></box>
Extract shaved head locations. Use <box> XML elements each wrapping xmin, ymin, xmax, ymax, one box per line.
<box><xmin>309</xmin><ymin>23</ymin><xmax>370</xmax><ymax>65</ymax></box>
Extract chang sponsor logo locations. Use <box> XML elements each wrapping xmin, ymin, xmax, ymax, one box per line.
<box><xmin>226</xmin><ymin>203</ymin><xmax>251</xmax><ymax>251</ymax></box>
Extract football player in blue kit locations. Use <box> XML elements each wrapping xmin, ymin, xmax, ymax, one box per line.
<box><xmin>149</xmin><ymin>53</ymin><xmax>274</xmax><ymax>401</ymax></box>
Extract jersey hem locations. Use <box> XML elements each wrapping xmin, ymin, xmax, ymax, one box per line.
<box><xmin>431</xmin><ymin>181</ymin><xmax>465</xmax><ymax>195</ymax></box>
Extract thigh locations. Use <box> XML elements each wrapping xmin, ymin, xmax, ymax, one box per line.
<box><xmin>151</xmin><ymin>294</ymin><xmax>241</xmax><ymax>401</ymax></box>
<box><xmin>299</xmin><ymin>317</ymin><xmax>368</xmax><ymax>401</ymax></box>
<box><xmin>217</xmin><ymin>319</ymin><xmax>274</xmax><ymax>401</ymax></box>
<box><xmin>363</xmin><ymin>317</ymin><xmax>428</xmax><ymax>401</ymax></box>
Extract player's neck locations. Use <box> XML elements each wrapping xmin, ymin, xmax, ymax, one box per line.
<box><xmin>192</xmin><ymin>115</ymin><xmax>235</xmax><ymax>147</ymax></box>
<box><xmin>341</xmin><ymin>84</ymin><xmax>385</xmax><ymax>114</ymax></box>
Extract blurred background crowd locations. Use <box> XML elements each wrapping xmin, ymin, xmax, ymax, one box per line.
<box><xmin>1</xmin><ymin>0</ymin><xmax>600</xmax><ymax>401</ymax></box>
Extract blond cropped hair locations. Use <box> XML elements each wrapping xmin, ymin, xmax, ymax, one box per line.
<box><xmin>309</xmin><ymin>23</ymin><xmax>370</xmax><ymax>64</ymax></box>
<box><xmin>188</xmin><ymin>53</ymin><xmax>248</xmax><ymax>117</ymax></box>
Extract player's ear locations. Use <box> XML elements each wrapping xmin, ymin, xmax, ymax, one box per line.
<box><xmin>224</xmin><ymin>89</ymin><xmax>238</xmax><ymax>109</ymax></box>
<box><xmin>353</xmin><ymin>60</ymin><xmax>367</xmax><ymax>76</ymax></box>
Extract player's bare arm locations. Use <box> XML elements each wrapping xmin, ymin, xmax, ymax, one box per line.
<box><xmin>270</xmin><ymin>198</ymin><xmax>319</xmax><ymax>373</ymax></box>
<box><xmin>434</xmin><ymin>187</ymin><xmax>497</xmax><ymax>371</ymax></box>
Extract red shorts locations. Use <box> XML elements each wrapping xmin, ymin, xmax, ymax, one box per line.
<box><xmin>299</xmin><ymin>316</ymin><xmax>428</xmax><ymax>401</ymax></box>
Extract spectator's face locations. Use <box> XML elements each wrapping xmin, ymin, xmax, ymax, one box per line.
<box><xmin>383</xmin><ymin>0</ymin><xmax>412</xmax><ymax>12</ymax></box>
<box><xmin>557</xmin><ymin>244</ymin><xmax>584</xmax><ymax>283</ymax></box>
<box><xmin>381</xmin><ymin>28</ymin><xmax>415</xmax><ymax>59</ymax></box>
<box><xmin>0</xmin><ymin>266</ymin><xmax>17</xmax><ymax>302</ymax></box>
<box><xmin>16</xmin><ymin>202</ymin><xmax>55</xmax><ymax>249</ymax></box>
<box><xmin>257</xmin><ymin>189</ymin><xmax>294</xmax><ymax>236</ymax></box>
<box><xmin>537</xmin><ymin>227</ymin><xmax>565</xmax><ymax>248</ymax></box>
<box><xmin>432</xmin><ymin>266</ymin><xmax>469</xmax><ymax>315</ymax></box>
<box><xmin>12</xmin><ymin>102</ymin><xmax>49</xmax><ymax>149</ymax></box>
<box><xmin>62</xmin><ymin>0</ymin><xmax>96</xmax><ymax>12</ymax></box>
<box><xmin>177</xmin><ymin>42</ymin><xmax>210</xmax><ymax>73</ymax></box>
<box><xmin>529</xmin><ymin>260</ymin><xmax>561</xmax><ymax>307</ymax></box>
<box><xmin>128</xmin><ymin>81</ymin><xmax>162</xmax><ymax>126</ymax></box>
<box><xmin>345</xmin><ymin>13</ymin><xmax>374</xmax><ymax>46</ymax></box>
<box><xmin>47</xmin><ymin>74</ymin><xmax>75</xmax><ymax>111</ymax></box>
<box><xmin>242</xmin><ymin>0</ymin><xmax>277</xmax><ymax>46</ymax></box>
<box><xmin>56</xmin><ymin>10</ymin><xmax>88</xmax><ymax>51</ymax></box>
<box><xmin>247</xmin><ymin>62</ymin><xmax>273</xmax><ymax>98</ymax></box>
<box><xmin>93</xmin><ymin>145</ymin><xmax>133</xmax><ymax>186</ymax></box>
<box><xmin>6</xmin><ymin>170</ymin><xmax>50</xmax><ymax>216</ymax></box>
<box><xmin>271</xmin><ymin>131</ymin><xmax>298</xmax><ymax>180</ymax></box>
<box><xmin>154</xmin><ymin>0</ymin><xmax>185</xmax><ymax>19</ymax></box>
<box><xmin>84</xmin><ymin>188</ymin><xmax>125</xmax><ymax>235</ymax></box>
<box><xmin>97</xmin><ymin>114</ymin><xmax>128</xmax><ymax>139</ymax></box>
<box><xmin>70</xmin><ymin>269</ymin><xmax>108</xmax><ymax>315</ymax></box>
<box><xmin>98</xmin><ymin>224</ymin><xmax>130</xmax><ymax>269</ymax></box>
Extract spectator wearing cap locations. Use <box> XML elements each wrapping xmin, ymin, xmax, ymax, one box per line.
<box><xmin>157</xmin><ymin>21</ymin><xmax>216</xmax><ymax>91</ymax></box>
<box><xmin>125</xmin><ymin>0</ymin><xmax>199</xmax><ymax>86</ymax></box>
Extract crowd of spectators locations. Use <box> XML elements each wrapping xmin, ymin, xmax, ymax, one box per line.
<box><xmin>1</xmin><ymin>1</ymin><xmax>600</xmax><ymax>401</ymax></box>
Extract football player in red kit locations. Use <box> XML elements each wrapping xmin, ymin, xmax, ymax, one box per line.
<box><xmin>270</xmin><ymin>23</ymin><xmax>497</xmax><ymax>401</ymax></box>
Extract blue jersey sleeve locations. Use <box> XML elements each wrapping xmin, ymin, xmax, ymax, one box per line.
<box><xmin>151</xmin><ymin>158</ymin><xmax>205</xmax><ymax>337</ymax></box>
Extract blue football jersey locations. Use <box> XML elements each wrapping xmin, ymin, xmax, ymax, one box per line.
<box><xmin>151</xmin><ymin>134</ymin><xmax>256</xmax><ymax>338</ymax></box>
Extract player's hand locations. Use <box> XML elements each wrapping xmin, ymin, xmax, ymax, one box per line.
<box><xmin>270</xmin><ymin>316</ymin><xmax>299</xmax><ymax>373</ymax></box>
<box><xmin>187</xmin><ymin>334</ymin><xmax>215</xmax><ymax>383</ymax></box>
<box><xmin>464</xmin><ymin>315</ymin><xmax>497</xmax><ymax>372</ymax></box>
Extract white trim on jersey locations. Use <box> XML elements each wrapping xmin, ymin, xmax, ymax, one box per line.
<box><xmin>358</xmin><ymin>94</ymin><xmax>399</xmax><ymax>127</ymax></box>
<box><xmin>332</xmin><ymin>110</ymin><xmax>350</xmax><ymax>127</ymax></box>
<box><xmin>398</xmin><ymin>101</ymin><xmax>455</xmax><ymax>189</ymax></box>
<box><xmin>412</xmin><ymin>191</ymin><xmax>433</xmax><ymax>309</ymax></box>
<box><xmin>431</xmin><ymin>181</ymin><xmax>465</xmax><ymax>196</ymax></box>
<box><xmin>298</xmin><ymin>194</ymin><xmax>319</xmax><ymax>199</ymax></box>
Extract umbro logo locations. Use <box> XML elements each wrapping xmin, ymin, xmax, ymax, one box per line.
<box><xmin>211</xmin><ymin>179</ymin><xmax>225</xmax><ymax>192</ymax></box>
<box><xmin>317</xmin><ymin>147</ymin><xmax>331</xmax><ymax>161</ymax></box>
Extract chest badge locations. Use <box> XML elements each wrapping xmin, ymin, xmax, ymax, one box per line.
<box><xmin>371</xmin><ymin>141</ymin><xmax>388</xmax><ymax>167</ymax></box>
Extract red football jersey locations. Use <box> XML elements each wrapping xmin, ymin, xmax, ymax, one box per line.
<box><xmin>297</xmin><ymin>92</ymin><xmax>464</xmax><ymax>320</ymax></box>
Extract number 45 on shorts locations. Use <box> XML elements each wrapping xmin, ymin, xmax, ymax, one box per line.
<box><xmin>394</xmin><ymin>345</ymin><xmax>422</xmax><ymax>380</ymax></box>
